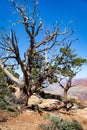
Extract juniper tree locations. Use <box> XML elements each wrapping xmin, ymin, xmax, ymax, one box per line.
<box><xmin>0</xmin><ymin>0</ymin><xmax>80</xmax><ymax>106</ymax></box>
<box><xmin>55</xmin><ymin>42</ymin><xmax>87</xmax><ymax>111</ymax></box>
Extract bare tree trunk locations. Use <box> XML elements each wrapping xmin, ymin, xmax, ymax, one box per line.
<box><xmin>0</xmin><ymin>59</ymin><xmax>24</xmax><ymax>87</ymax></box>
<box><xmin>64</xmin><ymin>88</ymin><xmax>68</xmax><ymax>103</ymax></box>
<box><xmin>63</xmin><ymin>88</ymin><xmax>68</xmax><ymax>110</ymax></box>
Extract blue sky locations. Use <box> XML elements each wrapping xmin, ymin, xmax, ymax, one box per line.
<box><xmin>0</xmin><ymin>0</ymin><xmax>87</xmax><ymax>78</ymax></box>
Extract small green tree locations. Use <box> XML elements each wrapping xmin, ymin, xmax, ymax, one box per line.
<box><xmin>55</xmin><ymin>42</ymin><xmax>87</xmax><ymax>111</ymax></box>
<box><xmin>0</xmin><ymin>66</ymin><xmax>5</xmax><ymax>86</ymax></box>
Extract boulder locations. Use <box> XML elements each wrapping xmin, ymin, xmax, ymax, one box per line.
<box><xmin>28</xmin><ymin>95</ymin><xmax>62</xmax><ymax>110</ymax></box>
<box><xmin>28</xmin><ymin>95</ymin><xmax>42</xmax><ymax>106</ymax></box>
<box><xmin>39</xmin><ymin>99</ymin><xmax>61</xmax><ymax>110</ymax></box>
<box><xmin>39</xmin><ymin>90</ymin><xmax>62</xmax><ymax>101</ymax></box>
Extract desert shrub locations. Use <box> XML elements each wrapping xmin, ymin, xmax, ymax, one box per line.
<box><xmin>40</xmin><ymin>115</ymin><xmax>83</xmax><ymax>130</ymax></box>
<box><xmin>0</xmin><ymin>86</ymin><xmax>12</xmax><ymax>100</ymax></box>
<box><xmin>0</xmin><ymin>101</ymin><xmax>7</xmax><ymax>110</ymax></box>
<box><xmin>0</xmin><ymin>87</ymin><xmax>11</xmax><ymax>110</ymax></box>
<box><xmin>68</xmin><ymin>98</ymin><xmax>77</xmax><ymax>103</ymax></box>
<box><xmin>76</xmin><ymin>102</ymin><xmax>85</xmax><ymax>109</ymax></box>
<box><xmin>0</xmin><ymin>85</ymin><xmax>19</xmax><ymax>112</ymax></box>
<box><xmin>68</xmin><ymin>98</ymin><xmax>85</xmax><ymax>109</ymax></box>
<box><xmin>6</xmin><ymin>106</ymin><xmax>16</xmax><ymax>112</ymax></box>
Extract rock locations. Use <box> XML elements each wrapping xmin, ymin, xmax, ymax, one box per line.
<box><xmin>71</xmin><ymin>104</ymin><xmax>78</xmax><ymax>110</ymax></box>
<box><xmin>39</xmin><ymin>99</ymin><xmax>61</xmax><ymax>110</ymax></box>
<box><xmin>83</xmin><ymin>107</ymin><xmax>87</xmax><ymax>110</ymax></box>
<box><xmin>39</xmin><ymin>90</ymin><xmax>63</xmax><ymax>101</ymax></box>
<box><xmin>28</xmin><ymin>95</ymin><xmax>42</xmax><ymax>106</ymax></box>
<box><xmin>28</xmin><ymin>95</ymin><xmax>62</xmax><ymax>110</ymax></box>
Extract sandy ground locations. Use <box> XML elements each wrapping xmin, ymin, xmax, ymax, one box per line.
<box><xmin>0</xmin><ymin>109</ymin><xmax>87</xmax><ymax>130</ymax></box>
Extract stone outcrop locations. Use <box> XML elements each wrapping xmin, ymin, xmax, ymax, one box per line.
<box><xmin>28</xmin><ymin>95</ymin><xmax>42</xmax><ymax>106</ymax></box>
<box><xmin>9</xmin><ymin>85</ymin><xmax>21</xmax><ymax>99</ymax></box>
<box><xmin>39</xmin><ymin>98</ymin><xmax>62</xmax><ymax>110</ymax></box>
<box><xmin>28</xmin><ymin>94</ymin><xmax>63</xmax><ymax>110</ymax></box>
<box><xmin>39</xmin><ymin>90</ymin><xmax>63</xmax><ymax>100</ymax></box>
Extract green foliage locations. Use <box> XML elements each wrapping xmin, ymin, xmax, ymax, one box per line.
<box><xmin>0</xmin><ymin>66</ymin><xmax>19</xmax><ymax>86</ymax></box>
<box><xmin>0</xmin><ymin>67</ymin><xmax>6</xmax><ymax>86</ymax></box>
<box><xmin>0</xmin><ymin>101</ymin><xmax>15</xmax><ymax>111</ymax></box>
<box><xmin>6</xmin><ymin>68</ymin><xmax>20</xmax><ymax>85</ymax></box>
<box><xmin>32</xmin><ymin>51</ymin><xmax>45</xmax><ymax>68</ymax></box>
<box><xmin>68</xmin><ymin>98</ymin><xmax>77</xmax><ymax>104</ymax></box>
<box><xmin>48</xmin><ymin>76</ymin><xmax>58</xmax><ymax>84</ymax></box>
<box><xmin>56</xmin><ymin>45</ymin><xmax>87</xmax><ymax>78</ymax></box>
<box><xmin>27</xmin><ymin>50</ymin><xmax>46</xmax><ymax>86</ymax></box>
<box><xmin>40</xmin><ymin>115</ymin><xmax>83</xmax><ymax>130</ymax></box>
<box><xmin>72</xmin><ymin>58</ymin><xmax>87</xmax><ymax>66</ymax></box>
<box><xmin>0</xmin><ymin>85</ymin><xmax>15</xmax><ymax>111</ymax></box>
<box><xmin>0</xmin><ymin>67</ymin><xmax>19</xmax><ymax>112</ymax></box>
<box><xmin>54</xmin><ymin>44</ymin><xmax>87</xmax><ymax>111</ymax></box>
<box><xmin>0</xmin><ymin>101</ymin><xmax>7</xmax><ymax>110</ymax></box>
<box><xmin>0</xmin><ymin>86</ymin><xmax>12</xmax><ymax>100</ymax></box>
<box><xmin>68</xmin><ymin>98</ymin><xmax>86</xmax><ymax>109</ymax></box>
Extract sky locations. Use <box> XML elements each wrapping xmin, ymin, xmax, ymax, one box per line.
<box><xmin>0</xmin><ymin>0</ymin><xmax>87</xmax><ymax>78</ymax></box>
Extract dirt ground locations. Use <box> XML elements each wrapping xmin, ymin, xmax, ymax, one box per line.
<box><xmin>0</xmin><ymin>109</ymin><xmax>87</xmax><ymax>130</ymax></box>
<box><xmin>0</xmin><ymin>110</ymin><xmax>49</xmax><ymax>130</ymax></box>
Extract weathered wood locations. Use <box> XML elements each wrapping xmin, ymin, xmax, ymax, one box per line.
<box><xmin>0</xmin><ymin>59</ymin><xmax>24</xmax><ymax>87</ymax></box>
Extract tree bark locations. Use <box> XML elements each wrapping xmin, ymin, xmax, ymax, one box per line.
<box><xmin>64</xmin><ymin>88</ymin><xmax>68</xmax><ymax>103</ymax></box>
<box><xmin>63</xmin><ymin>88</ymin><xmax>68</xmax><ymax>110</ymax></box>
<box><xmin>0</xmin><ymin>59</ymin><xmax>24</xmax><ymax>87</ymax></box>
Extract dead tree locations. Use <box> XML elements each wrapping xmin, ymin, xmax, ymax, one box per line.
<box><xmin>0</xmin><ymin>0</ymin><xmax>75</xmax><ymax>106</ymax></box>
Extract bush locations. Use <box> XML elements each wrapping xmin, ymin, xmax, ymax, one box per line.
<box><xmin>0</xmin><ymin>101</ymin><xmax>7</xmax><ymax>110</ymax></box>
<box><xmin>0</xmin><ymin>86</ymin><xmax>12</xmax><ymax>99</ymax></box>
<box><xmin>68</xmin><ymin>98</ymin><xmax>85</xmax><ymax>109</ymax></box>
<box><xmin>0</xmin><ymin>85</ymin><xmax>18</xmax><ymax>112</ymax></box>
<box><xmin>40</xmin><ymin>115</ymin><xmax>83</xmax><ymax>130</ymax></box>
